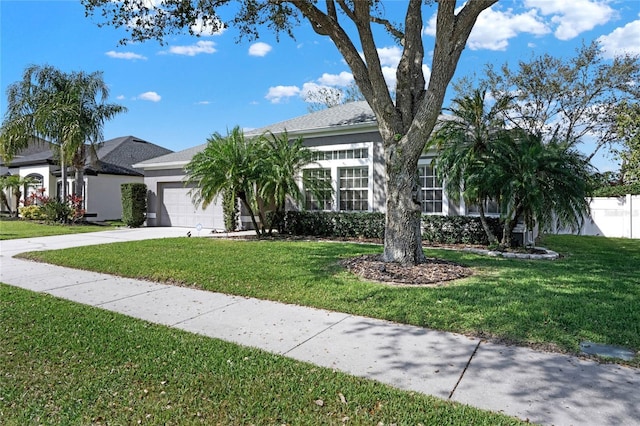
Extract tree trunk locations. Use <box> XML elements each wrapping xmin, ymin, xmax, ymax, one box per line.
<box><xmin>382</xmin><ymin>145</ymin><xmax>426</xmax><ymax>265</ymax></box>
<box><xmin>74</xmin><ymin>168</ymin><xmax>84</xmax><ymax>198</ymax></box>
<box><xmin>501</xmin><ymin>203</ymin><xmax>524</xmax><ymax>248</ymax></box>
<box><xmin>61</xmin><ymin>152</ymin><xmax>68</xmax><ymax>201</ymax></box>
<box><xmin>478</xmin><ymin>203</ymin><xmax>499</xmax><ymax>245</ymax></box>
<box><xmin>13</xmin><ymin>189</ymin><xmax>21</xmax><ymax>217</ymax></box>
<box><xmin>238</xmin><ymin>192</ymin><xmax>261</xmax><ymax>236</ymax></box>
<box><xmin>1</xmin><ymin>191</ymin><xmax>11</xmax><ymax>214</ymax></box>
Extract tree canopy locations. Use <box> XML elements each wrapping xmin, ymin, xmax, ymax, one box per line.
<box><xmin>83</xmin><ymin>0</ymin><xmax>495</xmax><ymax>264</ymax></box>
<box><xmin>471</xmin><ymin>42</ymin><xmax>640</xmax><ymax>163</ymax></box>
<box><xmin>0</xmin><ymin>65</ymin><xmax>126</xmax><ymax>201</ymax></box>
<box><xmin>433</xmin><ymin>90</ymin><xmax>593</xmax><ymax>247</ymax></box>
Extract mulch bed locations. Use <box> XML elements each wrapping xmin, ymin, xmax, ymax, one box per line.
<box><xmin>339</xmin><ymin>254</ymin><xmax>473</xmax><ymax>287</ymax></box>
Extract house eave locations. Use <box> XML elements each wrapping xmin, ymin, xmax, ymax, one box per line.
<box><xmin>133</xmin><ymin>160</ymin><xmax>189</xmax><ymax>171</ymax></box>
<box><xmin>248</xmin><ymin>121</ymin><xmax>379</xmax><ymax>139</ymax></box>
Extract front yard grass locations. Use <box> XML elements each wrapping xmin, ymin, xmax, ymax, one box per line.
<box><xmin>18</xmin><ymin>234</ymin><xmax>640</xmax><ymax>365</ymax></box>
<box><xmin>0</xmin><ymin>284</ymin><xmax>523</xmax><ymax>425</ymax></box>
<box><xmin>0</xmin><ymin>217</ymin><xmax>117</xmax><ymax>240</ymax></box>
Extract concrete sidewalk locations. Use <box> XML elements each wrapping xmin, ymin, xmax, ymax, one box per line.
<box><xmin>1</xmin><ymin>227</ymin><xmax>638</xmax><ymax>425</ymax></box>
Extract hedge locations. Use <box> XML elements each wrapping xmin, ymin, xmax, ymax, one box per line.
<box><xmin>121</xmin><ymin>183</ymin><xmax>147</xmax><ymax>227</ymax></box>
<box><xmin>276</xmin><ymin>211</ymin><xmax>502</xmax><ymax>245</ymax></box>
<box><xmin>592</xmin><ymin>183</ymin><xmax>640</xmax><ymax>197</ymax></box>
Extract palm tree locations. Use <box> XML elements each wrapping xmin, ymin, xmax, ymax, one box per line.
<box><xmin>431</xmin><ymin>88</ymin><xmax>512</xmax><ymax>245</ymax></box>
<box><xmin>0</xmin><ymin>175</ymin><xmax>38</xmax><ymax>217</ymax></box>
<box><xmin>257</xmin><ymin>131</ymin><xmax>324</xmax><ymax>233</ymax></box>
<box><xmin>185</xmin><ymin>126</ymin><xmax>263</xmax><ymax>235</ymax></box>
<box><xmin>0</xmin><ymin>65</ymin><xmax>126</xmax><ymax>203</ymax></box>
<box><xmin>495</xmin><ymin>130</ymin><xmax>593</xmax><ymax>246</ymax></box>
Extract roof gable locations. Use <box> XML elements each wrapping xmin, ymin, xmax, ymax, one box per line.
<box><xmin>1</xmin><ymin>136</ymin><xmax>173</xmax><ymax>176</ymax></box>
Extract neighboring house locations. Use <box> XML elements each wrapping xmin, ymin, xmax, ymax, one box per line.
<box><xmin>136</xmin><ymin>101</ymin><xmax>468</xmax><ymax>230</ymax></box>
<box><xmin>0</xmin><ymin>136</ymin><xmax>172</xmax><ymax>221</ymax></box>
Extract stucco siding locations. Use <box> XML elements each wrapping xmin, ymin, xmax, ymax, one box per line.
<box><xmin>85</xmin><ymin>174</ymin><xmax>144</xmax><ymax>221</ymax></box>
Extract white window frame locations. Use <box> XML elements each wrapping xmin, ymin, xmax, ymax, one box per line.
<box><xmin>302</xmin><ymin>142</ymin><xmax>373</xmax><ymax>212</ymax></box>
<box><xmin>417</xmin><ymin>158</ymin><xmax>448</xmax><ymax>215</ymax></box>
<box><xmin>338</xmin><ymin>166</ymin><xmax>370</xmax><ymax>211</ymax></box>
<box><xmin>303</xmin><ymin>168</ymin><xmax>333</xmax><ymax>211</ymax></box>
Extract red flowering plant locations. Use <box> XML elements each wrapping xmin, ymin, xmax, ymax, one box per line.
<box><xmin>24</xmin><ymin>187</ymin><xmax>50</xmax><ymax>206</ymax></box>
<box><xmin>67</xmin><ymin>194</ymin><xmax>85</xmax><ymax>223</ymax></box>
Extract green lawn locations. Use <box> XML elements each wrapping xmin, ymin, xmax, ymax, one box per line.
<box><xmin>0</xmin><ymin>284</ymin><xmax>524</xmax><ymax>425</ymax></box>
<box><xmin>18</xmin><ymin>234</ymin><xmax>640</xmax><ymax>365</ymax></box>
<box><xmin>0</xmin><ymin>218</ymin><xmax>119</xmax><ymax>240</ymax></box>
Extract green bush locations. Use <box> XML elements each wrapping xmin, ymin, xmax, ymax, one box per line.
<box><xmin>41</xmin><ymin>200</ymin><xmax>72</xmax><ymax>223</ymax></box>
<box><xmin>19</xmin><ymin>205</ymin><xmax>46</xmax><ymax>220</ymax></box>
<box><xmin>278</xmin><ymin>211</ymin><xmax>504</xmax><ymax>246</ymax></box>
<box><xmin>278</xmin><ymin>211</ymin><xmax>384</xmax><ymax>238</ymax></box>
<box><xmin>421</xmin><ymin>215</ymin><xmax>502</xmax><ymax>245</ymax></box>
<box><xmin>592</xmin><ymin>183</ymin><xmax>640</xmax><ymax>197</ymax></box>
<box><xmin>121</xmin><ymin>183</ymin><xmax>147</xmax><ymax>227</ymax></box>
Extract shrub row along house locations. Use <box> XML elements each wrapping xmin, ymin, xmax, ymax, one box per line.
<box><xmin>0</xmin><ymin>136</ymin><xmax>171</xmax><ymax>221</ymax></box>
<box><xmin>134</xmin><ymin>102</ymin><xmax>513</xmax><ymax>237</ymax></box>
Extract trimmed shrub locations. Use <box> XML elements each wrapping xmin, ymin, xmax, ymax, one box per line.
<box><xmin>592</xmin><ymin>183</ymin><xmax>640</xmax><ymax>197</ymax></box>
<box><xmin>121</xmin><ymin>183</ymin><xmax>147</xmax><ymax>227</ymax></box>
<box><xmin>421</xmin><ymin>215</ymin><xmax>502</xmax><ymax>245</ymax></box>
<box><xmin>278</xmin><ymin>211</ymin><xmax>503</xmax><ymax>246</ymax></box>
<box><xmin>333</xmin><ymin>212</ymin><xmax>385</xmax><ymax>238</ymax></box>
<box><xmin>277</xmin><ymin>211</ymin><xmax>335</xmax><ymax>236</ymax></box>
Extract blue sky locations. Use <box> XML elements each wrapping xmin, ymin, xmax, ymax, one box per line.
<box><xmin>1</xmin><ymin>1</ymin><xmax>639</xmax><ymax>172</ymax></box>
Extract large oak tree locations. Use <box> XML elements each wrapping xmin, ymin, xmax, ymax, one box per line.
<box><xmin>83</xmin><ymin>0</ymin><xmax>496</xmax><ymax>264</ymax></box>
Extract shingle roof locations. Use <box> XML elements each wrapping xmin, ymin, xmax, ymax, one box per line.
<box><xmin>93</xmin><ymin>136</ymin><xmax>173</xmax><ymax>175</ymax></box>
<box><xmin>1</xmin><ymin>136</ymin><xmax>173</xmax><ymax>176</ymax></box>
<box><xmin>245</xmin><ymin>101</ymin><xmax>376</xmax><ymax>137</ymax></box>
<box><xmin>137</xmin><ymin>101</ymin><xmax>378</xmax><ymax>168</ymax></box>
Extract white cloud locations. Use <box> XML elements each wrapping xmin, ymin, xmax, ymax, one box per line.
<box><xmin>377</xmin><ymin>46</ymin><xmax>402</xmax><ymax>67</ymax></box>
<box><xmin>196</xmin><ymin>101</ymin><xmax>211</xmax><ymax>105</ymax></box>
<box><xmin>167</xmin><ymin>40</ymin><xmax>216</xmax><ymax>56</ymax></box>
<box><xmin>525</xmin><ymin>0</ymin><xmax>615</xmax><ymax>40</ymax></box>
<box><xmin>598</xmin><ymin>19</ymin><xmax>640</xmax><ymax>59</ymax></box>
<box><xmin>249</xmin><ymin>42</ymin><xmax>272</xmax><ymax>57</ymax></box>
<box><xmin>190</xmin><ymin>18</ymin><xmax>226</xmax><ymax>36</ymax></box>
<box><xmin>317</xmin><ymin>71</ymin><xmax>353</xmax><ymax>86</ymax></box>
<box><xmin>467</xmin><ymin>7</ymin><xmax>549</xmax><ymax>50</ymax></box>
<box><xmin>105</xmin><ymin>51</ymin><xmax>147</xmax><ymax>60</ymax></box>
<box><xmin>116</xmin><ymin>95</ymin><xmax>126</xmax><ymax>100</ymax></box>
<box><xmin>265</xmin><ymin>85</ymin><xmax>300</xmax><ymax>103</ymax></box>
<box><xmin>137</xmin><ymin>91</ymin><xmax>161</xmax><ymax>102</ymax></box>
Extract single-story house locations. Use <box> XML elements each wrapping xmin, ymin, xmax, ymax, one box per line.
<box><xmin>1</xmin><ymin>135</ymin><xmax>172</xmax><ymax>221</ymax></box>
<box><xmin>135</xmin><ymin>101</ymin><xmax>497</xmax><ymax>230</ymax></box>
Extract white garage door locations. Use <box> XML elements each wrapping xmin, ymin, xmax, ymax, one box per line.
<box><xmin>159</xmin><ymin>183</ymin><xmax>224</xmax><ymax>229</ymax></box>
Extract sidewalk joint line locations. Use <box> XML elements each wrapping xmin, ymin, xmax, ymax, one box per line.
<box><xmin>39</xmin><ymin>277</ymin><xmax>111</xmax><ymax>292</ymax></box>
<box><xmin>169</xmin><ymin>299</ymin><xmax>244</xmax><ymax>327</ymax></box>
<box><xmin>281</xmin><ymin>315</ymin><xmax>352</xmax><ymax>356</ymax></box>
<box><xmin>448</xmin><ymin>340</ymin><xmax>481</xmax><ymax>400</ymax></box>
<box><xmin>95</xmin><ymin>286</ymin><xmax>172</xmax><ymax>307</ymax></box>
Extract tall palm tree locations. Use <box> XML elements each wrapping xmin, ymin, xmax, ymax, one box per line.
<box><xmin>0</xmin><ymin>65</ymin><xmax>126</xmax><ymax>203</ymax></box>
<box><xmin>431</xmin><ymin>88</ymin><xmax>512</xmax><ymax>245</ymax></box>
<box><xmin>185</xmin><ymin>126</ymin><xmax>263</xmax><ymax>235</ymax></box>
<box><xmin>495</xmin><ymin>130</ymin><xmax>593</xmax><ymax>246</ymax></box>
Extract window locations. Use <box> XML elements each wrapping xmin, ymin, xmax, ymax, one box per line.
<box><xmin>418</xmin><ymin>164</ymin><xmax>442</xmax><ymax>213</ymax></box>
<box><xmin>339</xmin><ymin>167</ymin><xmax>369</xmax><ymax>211</ymax></box>
<box><xmin>467</xmin><ymin>199</ymin><xmax>501</xmax><ymax>215</ymax></box>
<box><xmin>303</xmin><ymin>168</ymin><xmax>332</xmax><ymax>211</ymax></box>
<box><xmin>312</xmin><ymin>148</ymin><xmax>368</xmax><ymax>161</ymax></box>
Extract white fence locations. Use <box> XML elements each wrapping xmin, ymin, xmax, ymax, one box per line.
<box><xmin>554</xmin><ymin>195</ymin><xmax>640</xmax><ymax>239</ymax></box>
